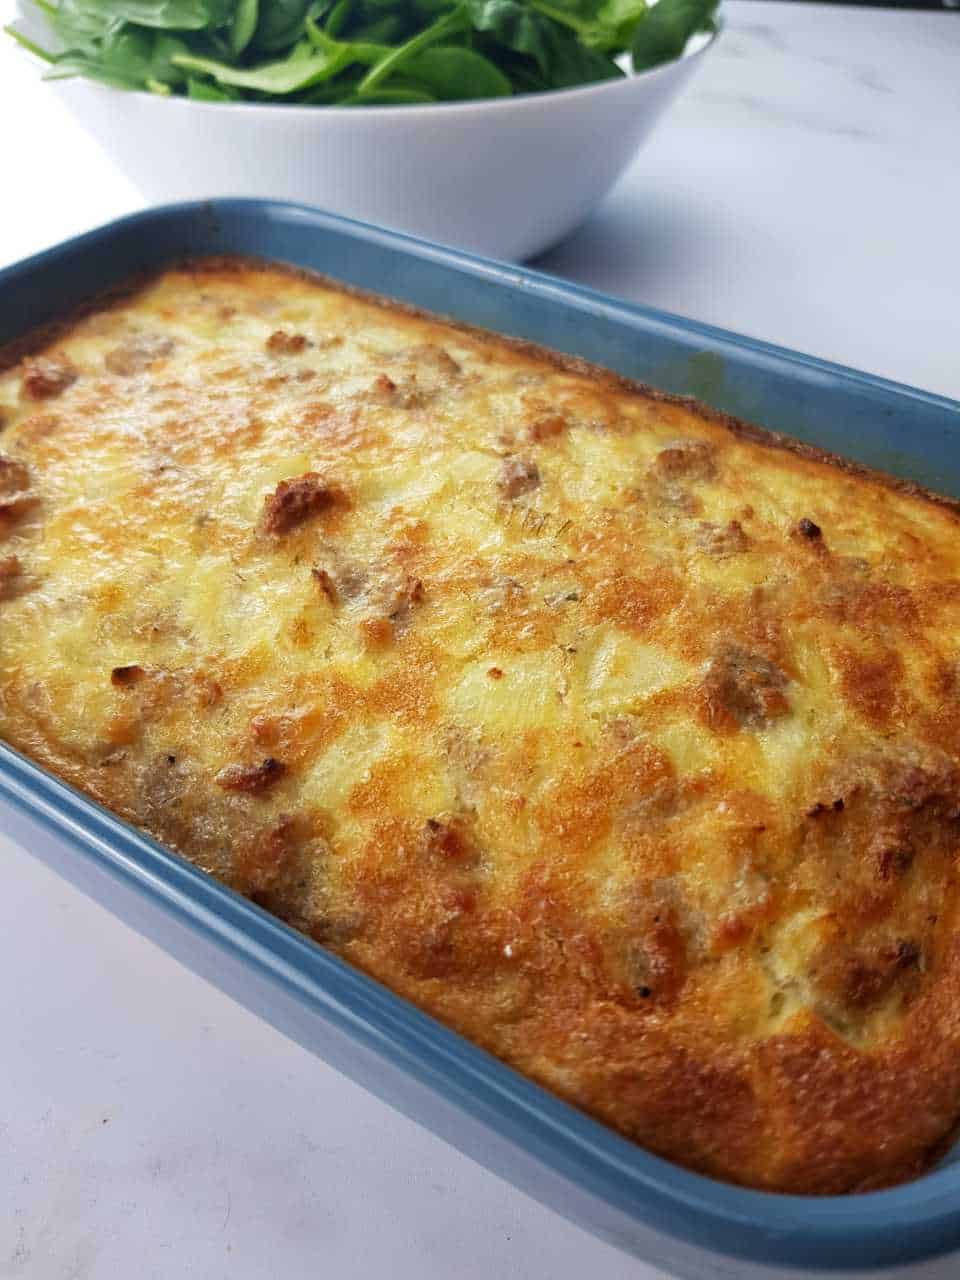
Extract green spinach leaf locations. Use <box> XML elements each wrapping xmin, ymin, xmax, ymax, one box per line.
<box><xmin>631</xmin><ymin>0</ymin><xmax>716</xmax><ymax>70</ymax></box>
<box><xmin>230</xmin><ymin>0</ymin><xmax>259</xmax><ymax>52</ymax></box>
<box><xmin>73</xmin><ymin>0</ymin><xmax>233</xmax><ymax>31</ymax></box>
<box><xmin>40</xmin><ymin>0</ymin><xmax>121</xmax><ymax>52</ymax></box>
<box><xmin>250</xmin><ymin>0</ymin><xmax>313</xmax><ymax>50</ymax></box>
<box><xmin>466</xmin><ymin>0</ymin><xmax>551</xmax><ymax>75</ymax></box>
<box><xmin>358</xmin><ymin>5</ymin><xmax>468</xmax><ymax>92</ymax></box>
<box><xmin>405</xmin><ymin>44</ymin><xmax>511</xmax><ymax>97</ymax></box>
<box><xmin>174</xmin><ymin>41</ymin><xmax>360</xmax><ymax>92</ymax></box>
<box><xmin>187</xmin><ymin>71</ymin><xmax>240</xmax><ymax>97</ymax></box>
<box><xmin>10</xmin><ymin>0</ymin><xmax>719</xmax><ymax>104</ymax></box>
<box><xmin>340</xmin><ymin>85</ymin><xmax>437</xmax><ymax>103</ymax></box>
<box><xmin>323</xmin><ymin>0</ymin><xmax>355</xmax><ymax>35</ymax></box>
<box><xmin>530</xmin><ymin>0</ymin><xmax>646</xmax><ymax>52</ymax></box>
<box><xmin>304</xmin><ymin>19</ymin><xmax>390</xmax><ymax>65</ymax></box>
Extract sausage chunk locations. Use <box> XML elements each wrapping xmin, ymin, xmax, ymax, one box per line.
<box><xmin>418</xmin><ymin>345</ymin><xmax>461</xmax><ymax>378</ymax></box>
<box><xmin>261</xmin><ymin>473</ymin><xmax>339</xmax><ymax>536</ymax></box>
<box><xmin>699</xmin><ymin>644</ymin><xmax>790</xmax><ymax>732</ymax></box>
<box><xmin>266</xmin><ymin>330</ymin><xmax>310</xmax><ymax>355</ymax></box>
<box><xmin>21</xmin><ymin>355</ymin><xmax>78</xmax><ymax>401</ymax></box>
<box><xmin>795</xmin><ymin>517</ymin><xmax>822</xmax><ymax>541</ymax></box>
<box><xmin>646</xmin><ymin>438</ymin><xmax>717</xmax><ymax>514</ymax></box>
<box><xmin>215</xmin><ymin>757</ymin><xmax>285</xmax><ymax>795</ymax></box>
<box><xmin>617</xmin><ymin>878</ymin><xmax>699</xmax><ymax>1004</ymax></box>
<box><xmin>0</xmin><ymin>454</ymin><xmax>37</xmax><ymax>523</ymax></box>
<box><xmin>0</xmin><ymin>555</ymin><xmax>22</xmax><ymax>598</ymax></box>
<box><xmin>358</xmin><ymin>571</ymin><xmax>424</xmax><ymax>645</ymax></box>
<box><xmin>0</xmin><ymin>455</ymin><xmax>30</xmax><ymax>497</ymax></box>
<box><xmin>111</xmin><ymin>664</ymin><xmax>146</xmax><ymax>687</ymax></box>
<box><xmin>526</xmin><ymin>412</ymin><xmax>568</xmax><ymax>443</ymax></box>
<box><xmin>418</xmin><ymin>817</ymin><xmax>478</xmax><ymax>866</ymax></box>
<box><xmin>814</xmin><ymin>938</ymin><xmax>921</xmax><ymax>1016</ymax></box>
<box><xmin>498</xmin><ymin>456</ymin><xmax>540</xmax><ymax>499</ymax></box>
<box><xmin>311</xmin><ymin>566</ymin><xmax>338</xmax><ymax>603</ymax></box>
<box><xmin>104</xmin><ymin>333</ymin><xmax>175</xmax><ymax>376</ymax></box>
<box><xmin>370</xmin><ymin>372</ymin><xmax>425</xmax><ymax>409</ymax></box>
<box><xmin>695</xmin><ymin>520</ymin><xmax>750</xmax><ymax>557</ymax></box>
<box><xmin>238</xmin><ymin>815</ymin><xmax>300</xmax><ymax>895</ymax></box>
<box><xmin>652</xmin><ymin>439</ymin><xmax>717</xmax><ymax>483</ymax></box>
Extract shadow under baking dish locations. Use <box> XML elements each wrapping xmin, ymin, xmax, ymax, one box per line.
<box><xmin>2</xmin><ymin>200</ymin><xmax>960</xmax><ymax>1280</ymax></box>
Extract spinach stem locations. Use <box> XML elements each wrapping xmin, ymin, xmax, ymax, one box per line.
<box><xmin>4</xmin><ymin>24</ymin><xmax>55</xmax><ymax>62</ymax></box>
<box><xmin>324</xmin><ymin>0</ymin><xmax>352</xmax><ymax>38</ymax></box>
<box><xmin>359</xmin><ymin>5</ymin><xmax>468</xmax><ymax>94</ymax></box>
<box><xmin>305</xmin><ymin>19</ymin><xmax>390</xmax><ymax>66</ymax></box>
<box><xmin>5</xmin><ymin>0</ymin><xmax>715</xmax><ymax>103</ymax></box>
<box><xmin>529</xmin><ymin>1</ymin><xmax>592</xmax><ymax>37</ymax></box>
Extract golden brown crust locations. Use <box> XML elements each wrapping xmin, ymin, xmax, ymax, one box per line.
<box><xmin>2</xmin><ymin>256</ymin><xmax>960</xmax><ymax>1196</ymax></box>
<box><xmin>5</xmin><ymin>253</ymin><xmax>956</xmax><ymax>518</ymax></box>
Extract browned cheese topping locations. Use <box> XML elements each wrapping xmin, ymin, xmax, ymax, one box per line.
<box><xmin>2</xmin><ymin>260</ymin><xmax>960</xmax><ymax>1195</ymax></box>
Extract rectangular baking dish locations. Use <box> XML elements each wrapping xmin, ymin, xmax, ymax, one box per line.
<box><xmin>2</xmin><ymin>199</ymin><xmax>960</xmax><ymax>1280</ymax></box>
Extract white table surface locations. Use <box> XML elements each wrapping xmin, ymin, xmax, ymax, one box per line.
<box><xmin>1</xmin><ymin>4</ymin><xmax>958</xmax><ymax>1278</ymax></box>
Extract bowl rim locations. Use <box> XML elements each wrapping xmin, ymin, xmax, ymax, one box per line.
<box><xmin>8</xmin><ymin>7</ymin><xmax>718</xmax><ymax>120</ymax></box>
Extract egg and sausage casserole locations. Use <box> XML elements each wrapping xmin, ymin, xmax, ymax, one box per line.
<box><xmin>2</xmin><ymin>258</ymin><xmax>960</xmax><ymax>1195</ymax></box>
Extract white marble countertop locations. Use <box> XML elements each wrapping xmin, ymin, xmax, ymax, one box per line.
<box><xmin>1</xmin><ymin>4</ymin><xmax>958</xmax><ymax>1278</ymax></box>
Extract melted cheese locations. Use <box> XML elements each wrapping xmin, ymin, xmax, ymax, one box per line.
<box><xmin>3</xmin><ymin>260</ymin><xmax>960</xmax><ymax>1195</ymax></box>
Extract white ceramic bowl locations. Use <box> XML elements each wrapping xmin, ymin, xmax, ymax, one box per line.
<box><xmin>11</xmin><ymin>4</ymin><xmax>714</xmax><ymax>260</ymax></box>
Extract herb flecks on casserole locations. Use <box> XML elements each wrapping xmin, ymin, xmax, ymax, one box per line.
<box><xmin>2</xmin><ymin>259</ymin><xmax>960</xmax><ymax>1194</ymax></box>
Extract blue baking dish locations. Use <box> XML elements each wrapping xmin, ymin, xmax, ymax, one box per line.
<box><xmin>2</xmin><ymin>200</ymin><xmax>960</xmax><ymax>1279</ymax></box>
